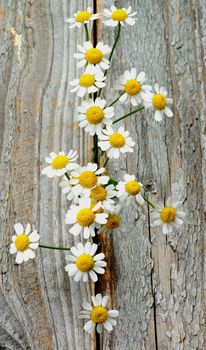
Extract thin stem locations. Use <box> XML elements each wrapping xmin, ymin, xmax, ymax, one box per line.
<box><xmin>84</xmin><ymin>23</ymin><xmax>89</xmax><ymax>41</ymax></box>
<box><xmin>103</xmin><ymin>157</ymin><xmax>109</xmax><ymax>168</ymax></box>
<box><xmin>113</xmin><ymin>106</ymin><xmax>145</xmax><ymax>124</ymax></box>
<box><xmin>109</xmin><ymin>22</ymin><xmax>121</xmax><ymax>62</ymax></box>
<box><xmin>108</xmin><ymin>92</ymin><xmax>124</xmax><ymax>107</ymax></box>
<box><xmin>93</xmin><ymin>134</ymin><xmax>99</xmax><ymax>165</ymax></box>
<box><xmin>98</xmin><ymin>23</ymin><xmax>121</xmax><ymax>97</ymax></box>
<box><xmin>141</xmin><ymin>195</ymin><xmax>155</xmax><ymax>209</ymax></box>
<box><xmin>65</xmin><ymin>173</ymin><xmax>70</xmax><ymax>181</ymax></box>
<box><xmin>39</xmin><ymin>244</ymin><xmax>70</xmax><ymax>251</ymax></box>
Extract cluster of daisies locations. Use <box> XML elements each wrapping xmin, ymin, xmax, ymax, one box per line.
<box><xmin>9</xmin><ymin>5</ymin><xmax>185</xmax><ymax>336</ymax></box>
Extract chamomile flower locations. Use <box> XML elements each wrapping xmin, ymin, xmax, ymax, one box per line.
<box><xmin>9</xmin><ymin>223</ymin><xmax>40</xmax><ymax>264</ymax></box>
<box><xmin>69</xmin><ymin>163</ymin><xmax>109</xmax><ymax>197</ymax></box>
<box><xmin>103</xmin><ymin>5</ymin><xmax>137</xmax><ymax>27</ymax></box>
<box><xmin>98</xmin><ymin>205</ymin><xmax>122</xmax><ymax>234</ymax></box>
<box><xmin>90</xmin><ymin>184</ymin><xmax>116</xmax><ymax>211</ymax></box>
<box><xmin>144</xmin><ymin>83</ymin><xmax>173</xmax><ymax>121</ymax></box>
<box><xmin>98</xmin><ymin>126</ymin><xmax>135</xmax><ymax>159</ymax></box>
<box><xmin>74</xmin><ymin>41</ymin><xmax>111</xmax><ymax>70</ymax></box>
<box><xmin>79</xmin><ymin>293</ymin><xmax>119</xmax><ymax>334</ymax></box>
<box><xmin>151</xmin><ymin>197</ymin><xmax>185</xmax><ymax>234</ymax></box>
<box><xmin>70</xmin><ymin>65</ymin><xmax>106</xmax><ymax>98</ymax></box>
<box><xmin>65</xmin><ymin>242</ymin><xmax>106</xmax><ymax>282</ymax></box>
<box><xmin>77</xmin><ymin>98</ymin><xmax>114</xmax><ymax>136</ymax></box>
<box><xmin>115</xmin><ymin>69</ymin><xmax>152</xmax><ymax>106</ymax></box>
<box><xmin>65</xmin><ymin>7</ymin><xmax>100</xmax><ymax>29</ymax></box>
<box><xmin>116</xmin><ymin>174</ymin><xmax>144</xmax><ymax>206</ymax></box>
<box><xmin>65</xmin><ymin>197</ymin><xmax>108</xmax><ymax>239</ymax></box>
<box><xmin>42</xmin><ymin>151</ymin><xmax>78</xmax><ymax>178</ymax></box>
<box><xmin>59</xmin><ymin>176</ymin><xmax>80</xmax><ymax>203</ymax></box>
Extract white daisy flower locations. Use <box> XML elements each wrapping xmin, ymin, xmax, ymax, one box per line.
<box><xmin>65</xmin><ymin>197</ymin><xmax>108</xmax><ymax>239</ymax></box>
<box><xmin>69</xmin><ymin>162</ymin><xmax>109</xmax><ymax>197</ymax></box>
<box><xmin>151</xmin><ymin>197</ymin><xmax>185</xmax><ymax>234</ymax></box>
<box><xmin>116</xmin><ymin>174</ymin><xmax>144</xmax><ymax>206</ymax></box>
<box><xmin>98</xmin><ymin>126</ymin><xmax>135</xmax><ymax>159</ymax></box>
<box><xmin>77</xmin><ymin>98</ymin><xmax>114</xmax><ymax>136</ymax></box>
<box><xmin>42</xmin><ymin>151</ymin><xmax>78</xmax><ymax>178</ymax></box>
<box><xmin>9</xmin><ymin>223</ymin><xmax>40</xmax><ymax>264</ymax></box>
<box><xmin>79</xmin><ymin>293</ymin><xmax>119</xmax><ymax>334</ymax></box>
<box><xmin>65</xmin><ymin>7</ymin><xmax>100</xmax><ymax>29</ymax></box>
<box><xmin>90</xmin><ymin>184</ymin><xmax>117</xmax><ymax>211</ymax></box>
<box><xmin>115</xmin><ymin>69</ymin><xmax>152</xmax><ymax>106</ymax></box>
<box><xmin>59</xmin><ymin>176</ymin><xmax>80</xmax><ymax>203</ymax></box>
<box><xmin>70</xmin><ymin>65</ymin><xmax>106</xmax><ymax>98</ymax></box>
<box><xmin>144</xmin><ymin>83</ymin><xmax>173</xmax><ymax>121</ymax></box>
<box><xmin>74</xmin><ymin>41</ymin><xmax>111</xmax><ymax>70</ymax></box>
<box><xmin>65</xmin><ymin>242</ymin><xmax>106</xmax><ymax>282</ymax></box>
<box><xmin>103</xmin><ymin>5</ymin><xmax>137</xmax><ymax>27</ymax></box>
<box><xmin>98</xmin><ymin>204</ymin><xmax>122</xmax><ymax>234</ymax></box>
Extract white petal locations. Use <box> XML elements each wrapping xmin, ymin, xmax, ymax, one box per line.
<box><xmin>25</xmin><ymin>224</ymin><xmax>31</xmax><ymax>235</ymax></box>
<box><xmin>69</xmin><ymin>223</ymin><xmax>82</xmax><ymax>236</ymax></box>
<box><xmin>82</xmin><ymin>302</ymin><xmax>92</xmax><ymax>311</ymax></box>
<box><xmin>14</xmin><ymin>223</ymin><xmax>24</xmax><ymax>234</ymax></box>
<box><xmin>108</xmin><ymin>310</ymin><xmax>119</xmax><ymax>317</ymax></box>
<box><xmin>9</xmin><ymin>243</ymin><xmax>17</xmax><ymax>254</ymax></box>
<box><xmin>15</xmin><ymin>251</ymin><xmax>24</xmax><ymax>264</ymax></box>
<box><xmin>103</xmin><ymin>320</ymin><xmax>113</xmax><ymax>332</ymax></box>
<box><xmin>89</xmin><ymin>270</ymin><xmax>98</xmax><ymax>282</ymax></box>
<box><xmin>102</xmin><ymin>296</ymin><xmax>109</xmax><ymax>307</ymax></box>
<box><xmin>154</xmin><ymin>110</ymin><xmax>163</xmax><ymax>121</ymax></box>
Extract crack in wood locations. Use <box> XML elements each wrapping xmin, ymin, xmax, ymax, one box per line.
<box><xmin>147</xmin><ymin>200</ymin><xmax>159</xmax><ymax>350</ymax></box>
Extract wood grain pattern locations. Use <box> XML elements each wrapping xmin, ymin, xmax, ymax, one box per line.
<box><xmin>0</xmin><ymin>0</ymin><xmax>206</xmax><ymax>349</ymax></box>
<box><xmin>101</xmin><ymin>1</ymin><xmax>206</xmax><ymax>349</ymax></box>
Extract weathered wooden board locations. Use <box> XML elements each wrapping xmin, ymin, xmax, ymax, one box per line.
<box><xmin>0</xmin><ymin>1</ymin><xmax>94</xmax><ymax>349</ymax></box>
<box><xmin>101</xmin><ymin>1</ymin><xmax>206</xmax><ymax>349</ymax></box>
<box><xmin>0</xmin><ymin>0</ymin><xmax>206</xmax><ymax>349</ymax></box>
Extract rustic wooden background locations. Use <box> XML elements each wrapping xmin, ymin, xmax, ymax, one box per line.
<box><xmin>0</xmin><ymin>0</ymin><xmax>206</xmax><ymax>349</ymax></box>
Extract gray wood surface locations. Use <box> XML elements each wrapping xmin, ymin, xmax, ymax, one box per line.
<box><xmin>0</xmin><ymin>0</ymin><xmax>206</xmax><ymax>349</ymax></box>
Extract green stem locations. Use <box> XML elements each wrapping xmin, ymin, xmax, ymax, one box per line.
<box><xmin>113</xmin><ymin>106</ymin><xmax>145</xmax><ymax>124</ymax></box>
<box><xmin>98</xmin><ymin>23</ymin><xmax>121</xmax><ymax>98</ymax></box>
<box><xmin>108</xmin><ymin>92</ymin><xmax>124</xmax><ymax>107</ymax></box>
<box><xmin>141</xmin><ymin>195</ymin><xmax>155</xmax><ymax>209</ymax></box>
<box><xmin>84</xmin><ymin>23</ymin><xmax>89</xmax><ymax>41</ymax></box>
<box><xmin>39</xmin><ymin>244</ymin><xmax>70</xmax><ymax>251</ymax></box>
<box><xmin>103</xmin><ymin>157</ymin><xmax>109</xmax><ymax>168</ymax></box>
<box><xmin>109</xmin><ymin>22</ymin><xmax>121</xmax><ymax>62</ymax></box>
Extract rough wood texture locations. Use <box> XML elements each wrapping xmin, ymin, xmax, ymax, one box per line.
<box><xmin>0</xmin><ymin>0</ymin><xmax>206</xmax><ymax>349</ymax></box>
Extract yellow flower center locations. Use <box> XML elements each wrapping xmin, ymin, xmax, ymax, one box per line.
<box><xmin>52</xmin><ymin>155</ymin><xmax>69</xmax><ymax>170</ymax></box>
<box><xmin>76</xmin><ymin>11</ymin><xmax>92</xmax><ymax>23</ymax></box>
<box><xmin>76</xmin><ymin>208</ymin><xmax>95</xmax><ymax>227</ymax></box>
<box><xmin>85</xmin><ymin>48</ymin><xmax>103</xmax><ymax>64</ymax></box>
<box><xmin>90</xmin><ymin>306</ymin><xmax>108</xmax><ymax>324</ymax></box>
<box><xmin>79</xmin><ymin>74</ymin><xmax>95</xmax><ymax>88</ymax></box>
<box><xmin>90</xmin><ymin>186</ymin><xmax>107</xmax><ymax>202</ymax></box>
<box><xmin>76</xmin><ymin>254</ymin><xmax>94</xmax><ymax>272</ymax></box>
<box><xmin>160</xmin><ymin>207</ymin><xmax>176</xmax><ymax>223</ymax></box>
<box><xmin>125</xmin><ymin>80</ymin><xmax>141</xmax><ymax>96</ymax></box>
<box><xmin>109</xmin><ymin>133</ymin><xmax>125</xmax><ymax>148</ymax></box>
<box><xmin>111</xmin><ymin>9</ymin><xmax>128</xmax><ymax>22</ymax></box>
<box><xmin>152</xmin><ymin>93</ymin><xmax>167</xmax><ymax>110</ymax></box>
<box><xmin>79</xmin><ymin>171</ymin><xmax>97</xmax><ymax>188</ymax></box>
<box><xmin>86</xmin><ymin>106</ymin><xmax>104</xmax><ymax>124</ymax></box>
<box><xmin>15</xmin><ymin>234</ymin><xmax>30</xmax><ymax>252</ymax></box>
<box><xmin>106</xmin><ymin>214</ymin><xmax>120</xmax><ymax>229</ymax></box>
<box><xmin>125</xmin><ymin>180</ymin><xmax>141</xmax><ymax>196</ymax></box>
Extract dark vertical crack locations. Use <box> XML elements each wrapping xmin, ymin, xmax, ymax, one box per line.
<box><xmin>92</xmin><ymin>2</ymin><xmax>102</xmax><ymax>350</ymax></box>
<box><xmin>147</xmin><ymin>200</ymin><xmax>159</xmax><ymax>350</ymax></box>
